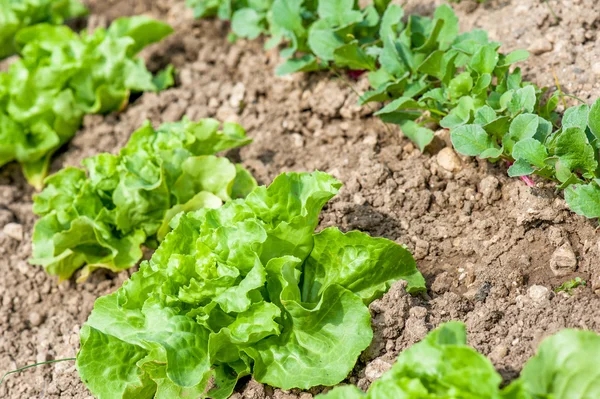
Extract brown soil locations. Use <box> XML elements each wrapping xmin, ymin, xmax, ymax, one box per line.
<box><xmin>1</xmin><ymin>0</ymin><xmax>599</xmax><ymax>398</ymax></box>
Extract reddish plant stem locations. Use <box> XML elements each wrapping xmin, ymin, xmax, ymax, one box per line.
<box><xmin>506</xmin><ymin>161</ymin><xmax>535</xmax><ymax>187</ymax></box>
<box><xmin>347</xmin><ymin>69</ymin><xmax>367</xmax><ymax>80</ymax></box>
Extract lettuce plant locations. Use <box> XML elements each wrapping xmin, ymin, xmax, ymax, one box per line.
<box><xmin>31</xmin><ymin>118</ymin><xmax>255</xmax><ymax>281</ymax></box>
<box><xmin>0</xmin><ymin>16</ymin><xmax>174</xmax><ymax>188</ymax></box>
<box><xmin>318</xmin><ymin>322</ymin><xmax>600</xmax><ymax>399</ymax></box>
<box><xmin>76</xmin><ymin>171</ymin><xmax>426</xmax><ymax>398</ymax></box>
<box><xmin>0</xmin><ymin>0</ymin><xmax>88</xmax><ymax>59</ymax></box>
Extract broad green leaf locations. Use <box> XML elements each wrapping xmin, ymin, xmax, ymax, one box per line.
<box><xmin>308</xmin><ymin>19</ymin><xmax>343</xmax><ymax>61</ymax></box>
<box><xmin>587</xmin><ymin>98</ymin><xmax>600</xmax><ymax>140</ymax></box>
<box><xmin>469</xmin><ymin>44</ymin><xmax>499</xmax><ymax>74</ymax></box>
<box><xmin>565</xmin><ymin>183</ymin><xmax>600</xmax><ymax>218</ymax></box>
<box><xmin>398</xmin><ymin>120</ymin><xmax>434</xmax><ymax>152</ymax></box>
<box><xmin>333</xmin><ymin>43</ymin><xmax>376</xmax><ymax>71</ymax></box>
<box><xmin>512</xmin><ymin>138</ymin><xmax>548</xmax><ymax>169</ymax></box>
<box><xmin>231</xmin><ymin>8</ymin><xmax>264</xmax><ymax>39</ymax></box>
<box><xmin>498</xmin><ymin>49</ymin><xmax>529</xmax><ymax>67</ymax></box>
<box><xmin>433</xmin><ymin>4</ymin><xmax>458</xmax><ymax>50</ymax></box>
<box><xmin>245</xmin><ymin>283</ymin><xmax>372</xmax><ymax>389</ymax></box>
<box><xmin>448</xmin><ymin>72</ymin><xmax>473</xmax><ymax>100</ymax></box>
<box><xmin>508</xmin><ymin>159</ymin><xmax>535</xmax><ymax>177</ymax></box>
<box><xmin>507</xmin><ymin>85</ymin><xmax>537</xmax><ymax>115</ymax></box>
<box><xmin>506</xmin><ymin>329</ymin><xmax>600</xmax><ymax>398</ymax></box>
<box><xmin>451</xmin><ymin>124</ymin><xmax>497</xmax><ymax>157</ymax></box>
<box><xmin>317</xmin><ymin>0</ymin><xmax>363</xmax><ymax>27</ymax></box>
<box><xmin>440</xmin><ymin>96</ymin><xmax>475</xmax><ymax>129</ymax></box>
<box><xmin>509</xmin><ymin>113</ymin><xmax>539</xmax><ymax>141</ymax></box>
<box><xmin>302</xmin><ymin>227</ymin><xmax>425</xmax><ymax>303</ymax></box>
<box><xmin>319</xmin><ymin>322</ymin><xmax>502</xmax><ymax>398</ymax></box>
<box><xmin>555</xmin><ymin>127</ymin><xmax>597</xmax><ymax>176</ymax></box>
<box><xmin>562</xmin><ymin>104</ymin><xmax>589</xmax><ymax>131</ymax></box>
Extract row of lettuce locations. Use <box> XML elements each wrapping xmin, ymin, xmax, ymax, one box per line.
<box><xmin>2</xmin><ymin>0</ymin><xmax>599</xmax><ymax>398</ymax></box>
<box><xmin>187</xmin><ymin>0</ymin><xmax>600</xmax><ymax>219</ymax></box>
<box><xmin>0</xmin><ymin>0</ymin><xmax>174</xmax><ymax>189</ymax></box>
<box><xmin>34</xmin><ymin>116</ymin><xmax>596</xmax><ymax>398</ymax></box>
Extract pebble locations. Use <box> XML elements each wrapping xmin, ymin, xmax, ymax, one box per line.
<box><xmin>528</xmin><ymin>285</ymin><xmax>550</xmax><ymax>303</ymax></box>
<box><xmin>229</xmin><ymin>82</ymin><xmax>245</xmax><ymax>108</ymax></box>
<box><xmin>528</xmin><ymin>38</ymin><xmax>553</xmax><ymax>55</ymax></box>
<box><xmin>479</xmin><ymin>176</ymin><xmax>500</xmax><ymax>199</ymax></box>
<box><xmin>364</xmin><ymin>358</ymin><xmax>393</xmax><ymax>382</ymax></box>
<box><xmin>3</xmin><ymin>222</ymin><xmax>23</xmax><ymax>241</ymax></box>
<box><xmin>28</xmin><ymin>312</ymin><xmax>43</xmax><ymax>327</ymax></box>
<box><xmin>436</xmin><ymin>147</ymin><xmax>462</xmax><ymax>172</ymax></box>
<box><xmin>550</xmin><ymin>243</ymin><xmax>577</xmax><ymax>276</ymax></box>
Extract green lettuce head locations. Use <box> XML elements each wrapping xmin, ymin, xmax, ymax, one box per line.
<box><xmin>76</xmin><ymin>171</ymin><xmax>425</xmax><ymax>398</ymax></box>
<box><xmin>31</xmin><ymin>118</ymin><xmax>255</xmax><ymax>281</ymax></box>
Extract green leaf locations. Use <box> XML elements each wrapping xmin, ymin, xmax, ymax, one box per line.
<box><xmin>231</xmin><ymin>8</ymin><xmax>264</xmax><ymax>39</ymax></box>
<box><xmin>433</xmin><ymin>4</ymin><xmax>458</xmax><ymax>50</ymax></box>
<box><xmin>589</xmin><ymin>98</ymin><xmax>600</xmax><ymax>140</ymax></box>
<box><xmin>398</xmin><ymin>120</ymin><xmax>434</xmax><ymax>152</ymax></box>
<box><xmin>507</xmin><ymin>85</ymin><xmax>537</xmax><ymax>115</ymax></box>
<box><xmin>512</xmin><ymin>138</ymin><xmax>548</xmax><ymax>169</ymax></box>
<box><xmin>555</xmin><ymin>127</ymin><xmax>597</xmax><ymax>176</ymax></box>
<box><xmin>451</xmin><ymin>124</ymin><xmax>497</xmax><ymax>157</ymax></box>
<box><xmin>152</xmin><ymin>64</ymin><xmax>175</xmax><ymax>91</ymax></box>
<box><xmin>317</xmin><ymin>0</ymin><xmax>363</xmax><ymax>27</ymax></box>
<box><xmin>508</xmin><ymin>158</ymin><xmax>535</xmax><ymax>177</ymax></box>
<box><xmin>469</xmin><ymin>44</ymin><xmax>499</xmax><ymax>74</ymax></box>
<box><xmin>562</xmin><ymin>104</ymin><xmax>589</xmax><ymax>131</ymax></box>
<box><xmin>448</xmin><ymin>72</ymin><xmax>474</xmax><ymax>100</ymax></box>
<box><xmin>507</xmin><ymin>329</ymin><xmax>600</xmax><ymax>398</ymax></box>
<box><xmin>275</xmin><ymin>55</ymin><xmax>321</xmax><ymax>75</ymax></box>
<box><xmin>565</xmin><ymin>183</ymin><xmax>600</xmax><ymax>218</ymax></box>
<box><xmin>302</xmin><ymin>227</ymin><xmax>425</xmax><ymax>303</ymax></box>
<box><xmin>509</xmin><ymin>113</ymin><xmax>540</xmax><ymax>141</ymax></box>
<box><xmin>107</xmin><ymin>16</ymin><xmax>174</xmax><ymax>56</ymax></box>
<box><xmin>308</xmin><ymin>19</ymin><xmax>344</xmax><ymax>61</ymax></box>
<box><xmin>498</xmin><ymin>49</ymin><xmax>529</xmax><ymax>67</ymax></box>
<box><xmin>319</xmin><ymin>322</ymin><xmax>502</xmax><ymax>398</ymax></box>
<box><xmin>245</xmin><ymin>283</ymin><xmax>372</xmax><ymax>389</ymax></box>
<box><xmin>333</xmin><ymin>43</ymin><xmax>376</xmax><ymax>71</ymax></box>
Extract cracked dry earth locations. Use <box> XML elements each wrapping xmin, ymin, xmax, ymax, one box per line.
<box><xmin>1</xmin><ymin>0</ymin><xmax>600</xmax><ymax>397</ymax></box>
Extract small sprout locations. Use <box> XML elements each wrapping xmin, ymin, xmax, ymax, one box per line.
<box><xmin>554</xmin><ymin>277</ymin><xmax>586</xmax><ymax>295</ymax></box>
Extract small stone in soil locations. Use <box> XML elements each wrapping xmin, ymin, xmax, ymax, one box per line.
<box><xmin>436</xmin><ymin>147</ymin><xmax>462</xmax><ymax>172</ymax></box>
<box><xmin>3</xmin><ymin>222</ymin><xmax>23</xmax><ymax>241</ymax></box>
<box><xmin>528</xmin><ymin>285</ymin><xmax>550</xmax><ymax>303</ymax></box>
<box><xmin>550</xmin><ymin>243</ymin><xmax>577</xmax><ymax>276</ymax></box>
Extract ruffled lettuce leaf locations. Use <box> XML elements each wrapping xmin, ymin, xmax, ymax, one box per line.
<box><xmin>0</xmin><ymin>0</ymin><xmax>88</xmax><ymax>59</ymax></box>
<box><xmin>0</xmin><ymin>16</ymin><xmax>173</xmax><ymax>188</ymax></box>
<box><xmin>502</xmin><ymin>329</ymin><xmax>600</xmax><ymax>399</ymax></box>
<box><xmin>31</xmin><ymin>118</ymin><xmax>255</xmax><ymax>281</ymax></box>
<box><xmin>319</xmin><ymin>322</ymin><xmax>600</xmax><ymax>399</ymax></box>
<box><xmin>77</xmin><ymin>171</ymin><xmax>425</xmax><ymax>398</ymax></box>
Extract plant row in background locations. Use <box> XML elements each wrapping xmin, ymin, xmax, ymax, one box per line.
<box><xmin>0</xmin><ymin>0</ymin><xmax>88</xmax><ymax>58</ymax></box>
<box><xmin>187</xmin><ymin>0</ymin><xmax>600</xmax><ymax>220</ymax></box>
<box><xmin>76</xmin><ymin>171</ymin><xmax>426</xmax><ymax>398</ymax></box>
<box><xmin>318</xmin><ymin>322</ymin><xmax>600</xmax><ymax>398</ymax></box>
<box><xmin>0</xmin><ymin>15</ymin><xmax>174</xmax><ymax>189</ymax></box>
<box><xmin>31</xmin><ymin>118</ymin><xmax>256</xmax><ymax>281</ymax></box>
